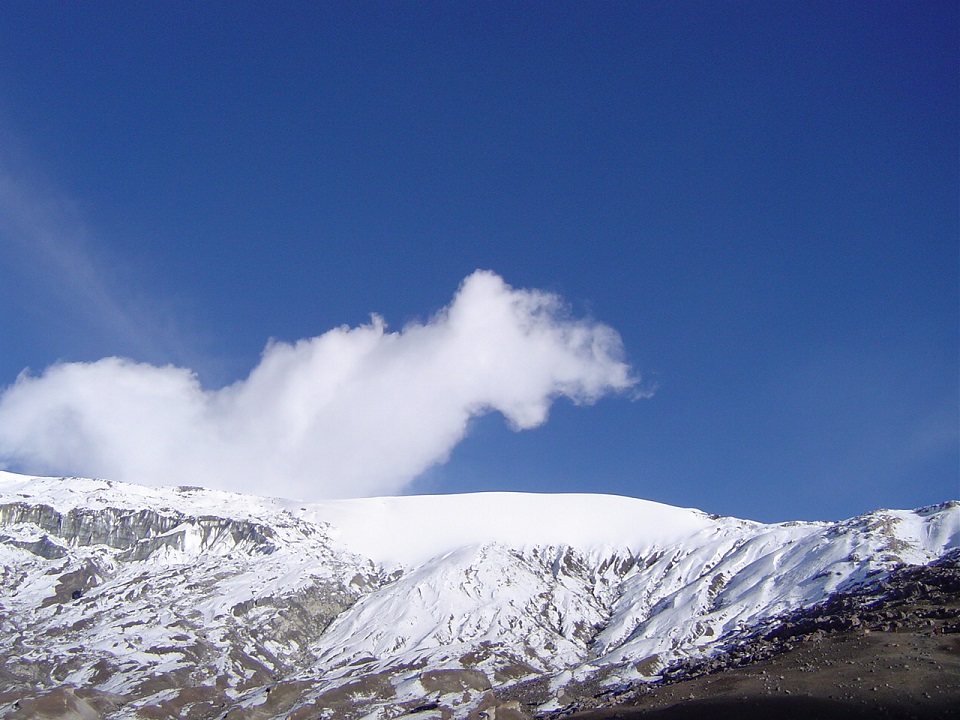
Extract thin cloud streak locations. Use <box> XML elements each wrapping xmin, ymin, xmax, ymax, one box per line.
<box><xmin>0</xmin><ymin>145</ymin><xmax>195</xmax><ymax>367</ymax></box>
<box><xmin>0</xmin><ymin>271</ymin><xmax>641</xmax><ymax>500</ymax></box>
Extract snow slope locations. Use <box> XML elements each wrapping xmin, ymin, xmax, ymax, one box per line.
<box><xmin>293</xmin><ymin>491</ymin><xmax>717</xmax><ymax>568</ymax></box>
<box><xmin>0</xmin><ymin>471</ymin><xmax>957</xmax><ymax>719</ymax></box>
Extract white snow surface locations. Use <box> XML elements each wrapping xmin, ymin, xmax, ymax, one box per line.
<box><xmin>0</xmin><ymin>470</ymin><xmax>716</xmax><ymax>567</ymax></box>
<box><xmin>295</xmin><ymin>491</ymin><xmax>717</xmax><ymax>568</ymax></box>
<box><xmin>1</xmin><ymin>470</ymin><xmax>958</xmax><ymax>719</ymax></box>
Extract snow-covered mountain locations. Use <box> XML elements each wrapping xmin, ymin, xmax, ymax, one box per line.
<box><xmin>0</xmin><ymin>471</ymin><xmax>957</xmax><ymax>719</ymax></box>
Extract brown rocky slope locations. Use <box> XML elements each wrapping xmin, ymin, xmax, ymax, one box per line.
<box><xmin>543</xmin><ymin>549</ymin><xmax>960</xmax><ymax>720</ymax></box>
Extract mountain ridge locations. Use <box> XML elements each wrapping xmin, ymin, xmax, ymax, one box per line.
<box><xmin>0</xmin><ymin>471</ymin><xmax>956</xmax><ymax>719</ymax></box>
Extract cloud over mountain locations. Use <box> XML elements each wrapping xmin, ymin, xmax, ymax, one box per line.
<box><xmin>0</xmin><ymin>271</ymin><xmax>638</xmax><ymax>499</ymax></box>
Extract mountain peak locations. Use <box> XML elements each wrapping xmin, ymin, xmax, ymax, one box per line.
<box><xmin>0</xmin><ymin>471</ymin><xmax>956</xmax><ymax>719</ymax></box>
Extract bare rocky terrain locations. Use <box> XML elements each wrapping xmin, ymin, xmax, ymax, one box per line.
<box><xmin>5</xmin><ymin>552</ymin><xmax>956</xmax><ymax>720</ymax></box>
<box><xmin>545</xmin><ymin>550</ymin><xmax>960</xmax><ymax>720</ymax></box>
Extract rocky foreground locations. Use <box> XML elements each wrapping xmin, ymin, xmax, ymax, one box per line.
<box><xmin>545</xmin><ymin>550</ymin><xmax>960</xmax><ymax>720</ymax></box>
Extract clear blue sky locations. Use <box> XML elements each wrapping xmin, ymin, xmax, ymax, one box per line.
<box><xmin>0</xmin><ymin>1</ymin><xmax>956</xmax><ymax>521</ymax></box>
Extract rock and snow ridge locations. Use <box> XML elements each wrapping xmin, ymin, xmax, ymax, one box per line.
<box><xmin>0</xmin><ymin>470</ymin><xmax>957</xmax><ymax>720</ymax></box>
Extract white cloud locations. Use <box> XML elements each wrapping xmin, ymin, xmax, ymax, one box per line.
<box><xmin>0</xmin><ymin>271</ymin><xmax>640</xmax><ymax>500</ymax></box>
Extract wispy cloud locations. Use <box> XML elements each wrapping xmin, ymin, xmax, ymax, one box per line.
<box><xmin>0</xmin><ymin>140</ymin><xmax>190</xmax><ymax>366</ymax></box>
<box><xmin>0</xmin><ymin>271</ymin><xmax>641</xmax><ymax>500</ymax></box>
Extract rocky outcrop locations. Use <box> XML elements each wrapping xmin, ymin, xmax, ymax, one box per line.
<box><xmin>0</xmin><ymin>501</ymin><xmax>280</xmax><ymax>559</ymax></box>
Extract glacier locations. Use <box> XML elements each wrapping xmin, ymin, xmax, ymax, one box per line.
<box><xmin>0</xmin><ymin>470</ymin><xmax>956</xmax><ymax>719</ymax></box>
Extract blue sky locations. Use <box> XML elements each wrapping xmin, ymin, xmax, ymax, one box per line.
<box><xmin>0</xmin><ymin>1</ymin><xmax>956</xmax><ymax>521</ymax></box>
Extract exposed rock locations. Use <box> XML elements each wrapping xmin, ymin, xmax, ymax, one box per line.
<box><xmin>421</xmin><ymin>669</ymin><xmax>493</xmax><ymax>694</ymax></box>
<box><xmin>544</xmin><ymin>550</ymin><xmax>960</xmax><ymax>718</ymax></box>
